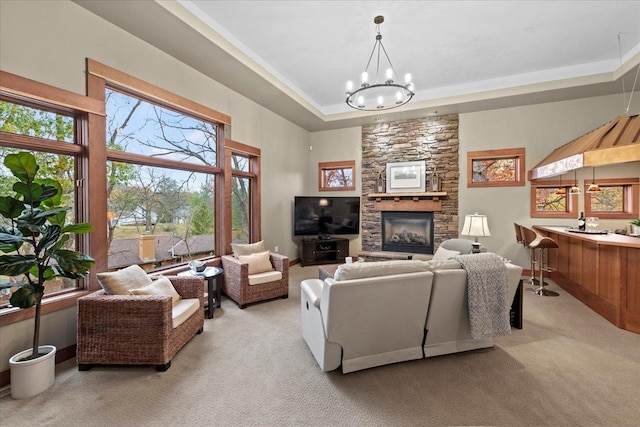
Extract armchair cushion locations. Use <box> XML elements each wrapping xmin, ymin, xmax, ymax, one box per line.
<box><xmin>129</xmin><ymin>275</ymin><xmax>181</xmax><ymax>305</ymax></box>
<box><xmin>171</xmin><ymin>298</ymin><xmax>200</xmax><ymax>328</ymax></box>
<box><xmin>237</xmin><ymin>250</ymin><xmax>274</xmax><ymax>274</ymax></box>
<box><xmin>248</xmin><ymin>271</ymin><xmax>283</xmax><ymax>286</ymax></box>
<box><xmin>97</xmin><ymin>264</ymin><xmax>152</xmax><ymax>295</ymax></box>
<box><xmin>231</xmin><ymin>240</ymin><xmax>266</xmax><ymax>256</ymax></box>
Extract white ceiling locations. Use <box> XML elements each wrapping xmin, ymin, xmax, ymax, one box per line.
<box><xmin>75</xmin><ymin>0</ymin><xmax>640</xmax><ymax>131</ymax></box>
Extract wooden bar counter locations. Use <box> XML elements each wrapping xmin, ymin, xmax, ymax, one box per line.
<box><xmin>534</xmin><ymin>226</ymin><xmax>640</xmax><ymax>334</ymax></box>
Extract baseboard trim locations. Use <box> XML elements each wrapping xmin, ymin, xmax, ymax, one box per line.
<box><xmin>0</xmin><ymin>343</ymin><xmax>76</xmax><ymax>388</ymax></box>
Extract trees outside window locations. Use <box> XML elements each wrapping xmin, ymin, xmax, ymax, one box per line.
<box><xmin>318</xmin><ymin>160</ymin><xmax>356</xmax><ymax>191</ymax></box>
<box><xmin>104</xmin><ymin>89</ymin><xmax>220</xmax><ymax>271</ymax></box>
<box><xmin>0</xmin><ymin>99</ymin><xmax>86</xmax><ymax>308</ymax></box>
<box><xmin>584</xmin><ymin>178</ymin><xmax>639</xmax><ymax>219</ymax></box>
<box><xmin>467</xmin><ymin>148</ymin><xmax>525</xmax><ymax>187</ymax></box>
<box><xmin>530</xmin><ymin>179</ymin><xmax>578</xmax><ymax>218</ymax></box>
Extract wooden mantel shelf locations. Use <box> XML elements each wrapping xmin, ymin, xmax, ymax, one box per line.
<box><xmin>366</xmin><ymin>192</ymin><xmax>447</xmax><ymax>212</ymax></box>
<box><xmin>367</xmin><ymin>192</ymin><xmax>447</xmax><ymax>199</ymax></box>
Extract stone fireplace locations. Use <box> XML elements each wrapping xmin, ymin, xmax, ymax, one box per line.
<box><xmin>382</xmin><ymin>211</ymin><xmax>434</xmax><ymax>254</ymax></box>
<box><xmin>361</xmin><ymin>115</ymin><xmax>459</xmax><ymax>253</ymax></box>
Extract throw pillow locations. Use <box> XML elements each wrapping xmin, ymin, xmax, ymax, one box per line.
<box><xmin>129</xmin><ymin>275</ymin><xmax>181</xmax><ymax>305</ymax></box>
<box><xmin>237</xmin><ymin>250</ymin><xmax>274</xmax><ymax>275</ymax></box>
<box><xmin>432</xmin><ymin>246</ymin><xmax>460</xmax><ymax>261</ymax></box>
<box><xmin>334</xmin><ymin>260</ymin><xmax>430</xmax><ymax>281</ymax></box>
<box><xmin>231</xmin><ymin>240</ymin><xmax>266</xmax><ymax>256</ymax></box>
<box><xmin>97</xmin><ymin>264</ymin><xmax>152</xmax><ymax>295</ymax></box>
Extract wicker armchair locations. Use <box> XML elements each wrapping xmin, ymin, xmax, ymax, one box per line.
<box><xmin>221</xmin><ymin>253</ymin><xmax>289</xmax><ymax>308</ymax></box>
<box><xmin>77</xmin><ymin>276</ymin><xmax>205</xmax><ymax>371</ymax></box>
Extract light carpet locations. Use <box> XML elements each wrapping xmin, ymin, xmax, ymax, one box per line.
<box><xmin>1</xmin><ymin>264</ymin><xmax>639</xmax><ymax>426</ymax></box>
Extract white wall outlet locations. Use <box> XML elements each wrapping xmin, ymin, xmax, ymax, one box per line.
<box><xmin>274</xmin><ymin>246</ymin><xmax>279</xmax><ymax>253</ymax></box>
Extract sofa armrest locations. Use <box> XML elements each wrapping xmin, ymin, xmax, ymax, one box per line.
<box><xmin>301</xmin><ymin>279</ymin><xmax>323</xmax><ymax>308</ymax></box>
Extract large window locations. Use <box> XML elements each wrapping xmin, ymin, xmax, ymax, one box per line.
<box><xmin>0</xmin><ymin>73</ymin><xmax>96</xmax><ymax>315</ymax></box>
<box><xmin>104</xmin><ymin>88</ymin><xmax>221</xmax><ymax>271</ymax></box>
<box><xmin>584</xmin><ymin>178</ymin><xmax>639</xmax><ymax>219</ymax></box>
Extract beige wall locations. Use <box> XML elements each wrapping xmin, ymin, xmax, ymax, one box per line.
<box><xmin>306</xmin><ymin>127</ymin><xmax>363</xmax><ymax>255</ymax></box>
<box><xmin>0</xmin><ymin>0</ymin><xmax>309</xmax><ymax>370</ymax></box>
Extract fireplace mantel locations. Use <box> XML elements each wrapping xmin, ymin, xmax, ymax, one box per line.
<box><xmin>366</xmin><ymin>192</ymin><xmax>447</xmax><ymax>212</ymax></box>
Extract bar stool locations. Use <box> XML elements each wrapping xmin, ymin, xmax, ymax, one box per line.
<box><xmin>519</xmin><ymin>225</ymin><xmax>541</xmax><ymax>288</ymax></box>
<box><xmin>530</xmin><ymin>234</ymin><xmax>559</xmax><ymax>297</ymax></box>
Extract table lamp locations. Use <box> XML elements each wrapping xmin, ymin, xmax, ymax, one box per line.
<box><xmin>461</xmin><ymin>212</ymin><xmax>491</xmax><ymax>253</ymax></box>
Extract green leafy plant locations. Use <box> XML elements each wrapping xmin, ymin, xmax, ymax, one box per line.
<box><xmin>0</xmin><ymin>152</ymin><xmax>95</xmax><ymax>360</ymax></box>
<box><xmin>631</xmin><ymin>219</ymin><xmax>640</xmax><ymax>226</ymax></box>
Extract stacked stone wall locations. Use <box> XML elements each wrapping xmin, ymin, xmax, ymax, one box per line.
<box><xmin>361</xmin><ymin>115</ymin><xmax>459</xmax><ymax>252</ymax></box>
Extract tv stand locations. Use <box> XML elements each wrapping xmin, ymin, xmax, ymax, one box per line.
<box><xmin>299</xmin><ymin>237</ymin><xmax>349</xmax><ymax>267</ymax></box>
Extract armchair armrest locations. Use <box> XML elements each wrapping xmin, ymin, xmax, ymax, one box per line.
<box><xmin>167</xmin><ymin>276</ymin><xmax>205</xmax><ymax>303</ymax></box>
<box><xmin>301</xmin><ymin>279</ymin><xmax>323</xmax><ymax>308</ymax></box>
<box><xmin>269</xmin><ymin>253</ymin><xmax>289</xmax><ymax>273</ymax></box>
<box><xmin>221</xmin><ymin>255</ymin><xmax>249</xmax><ymax>278</ymax></box>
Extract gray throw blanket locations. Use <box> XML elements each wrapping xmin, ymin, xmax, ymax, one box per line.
<box><xmin>450</xmin><ymin>253</ymin><xmax>510</xmax><ymax>340</ymax></box>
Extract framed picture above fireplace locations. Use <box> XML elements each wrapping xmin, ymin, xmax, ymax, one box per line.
<box><xmin>386</xmin><ymin>161</ymin><xmax>426</xmax><ymax>193</ymax></box>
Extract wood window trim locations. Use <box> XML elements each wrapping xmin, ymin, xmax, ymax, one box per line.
<box><xmin>225</xmin><ymin>139</ymin><xmax>261</xmax><ymax>254</ymax></box>
<box><xmin>530</xmin><ymin>179</ymin><xmax>579</xmax><ymax>218</ymax></box>
<box><xmin>1</xmin><ymin>73</ymin><xmax>94</xmax><ymax>322</ymax></box>
<box><xmin>86</xmin><ymin>59</ymin><xmax>230</xmax><ymax>126</ymax></box>
<box><xmin>467</xmin><ymin>148</ymin><xmax>525</xmax><ymax>187</ymax></box>
<box><xmin>1</xmin><ymin>70</ymin><xmax>104</xmax><ymax>116</ymax></box>
<box><xmin>0</xmin><ymin>291</ymin><xmax>90</xmax><ymax>327</ymax></box>
<box><xmin>584</xmin><ymin>178</ymin><xmax>639</xmax><ymax>219</ymax></box>
<box><xmin>318</xmin><ymin>160</ymin><xmax>356</xmax><ymax>192</ymax></box>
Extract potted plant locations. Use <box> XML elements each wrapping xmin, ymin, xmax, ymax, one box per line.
<box><xmin>631</xmin><ymin>219</ymin><xmax>640</xmax><ymax>235</ymax></box>
<box><xmin>0</xmin><ymin>152</ymin><xmax>95</xmax><ymax>398</ymax></box>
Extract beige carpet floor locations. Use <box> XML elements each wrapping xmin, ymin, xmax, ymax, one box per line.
<box><xmin>1</xmin><ymin>264</ymin><xmax>639</xmax><ymax>426</ymax></box>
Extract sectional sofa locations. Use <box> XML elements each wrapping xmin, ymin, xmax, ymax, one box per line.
<box><xmin>300</xmin><ymin>255</ymin><xmax>523</xmax><ymax>373</ymax></box>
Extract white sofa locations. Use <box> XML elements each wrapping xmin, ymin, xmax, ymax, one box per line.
<box><xmin>301</xmin><ymin>257</ymin><xmax>523</xmax><ymax>373</ymax></box>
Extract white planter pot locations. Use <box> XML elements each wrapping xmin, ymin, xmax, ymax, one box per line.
<box><xmin>9</xmin><ymin>345</ymin><xmax>56</xmax><ymax>399</ymax></box>
<box><xmin>631</xmin><ymin>224</ymin><xmax>640</xmax><ymax>235</ymax></box>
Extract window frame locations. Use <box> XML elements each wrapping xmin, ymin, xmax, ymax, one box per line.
<box><xmin>0</xmin><ymin>70</ymin><xmax>103</xmax><ymax>324</ymax></box>
<box><xmin>584</xmin><ymin>178</ymin><xmax>639</xmax><ymax>219</ymax></box>
<box><xmin>530</xmin><ymin>179</ymin><xmax>579</xmax><ymax>218</ymax></box>
<box><xmin>318</xmin><ymin>160</ymin><xmax>356</xmax><ymax>191</ymax></box>
<box><xmin>467</xmin><ymin>148</ymin><xmax>525</xmax><ymax>187</ymax></box>
<box><xmin>87</xmin><ymin>60</ymin><xmax>236</xmax><ymax>279</ymax></box>
<box><xmin>226</xmin><ymin>139</ymin><xmax>261</xmax><ymax>252</ymax></box>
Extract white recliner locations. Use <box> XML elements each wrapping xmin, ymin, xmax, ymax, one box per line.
<box><xmin>423</xmin><ymin>263</ymin><xmax>522</xmax><ymax>357</ymax></box>
<box><xmin>301</xmin><ymin>262</ymin><xmax>434</xmax><ymax>373</ymax></box>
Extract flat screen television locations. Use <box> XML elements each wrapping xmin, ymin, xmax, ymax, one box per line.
<box><xmin>293</xmin><ymin>196</ymin><xmax>360</xmax><ymax>238</ymax></box>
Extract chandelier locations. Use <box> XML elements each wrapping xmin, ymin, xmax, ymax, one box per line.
<box><xmin>345</xmin><ymin>16</ymin><xmax>414</xmax><ymax>111</ymax></box>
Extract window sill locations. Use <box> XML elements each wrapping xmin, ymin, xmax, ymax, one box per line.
<box><xmin>0</xmin><ymin>290</ymin><xmax>91</xmax><ymax>327</ymax></box>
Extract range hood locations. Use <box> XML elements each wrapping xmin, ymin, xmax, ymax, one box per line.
<box><xmin>529</xmin><ymin>114</ymin><xmax>640</xmax><ymax>180</ymax></box>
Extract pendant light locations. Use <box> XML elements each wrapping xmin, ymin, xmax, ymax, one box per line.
<box><xmin>569</xmin><ymin>170</ymin><xmax>581</xmax><ymax>195</ymax></box>
<box><xmin>586</xmin><ymin>167</ymin><xmax>601</xmax><ymax>193</ymax></box>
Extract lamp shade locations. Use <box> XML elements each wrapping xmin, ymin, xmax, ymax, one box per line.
<box><xmin>461</xmin><ymin>212</ymin><xmax>491</xmax><ymax>238</ymax></box>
